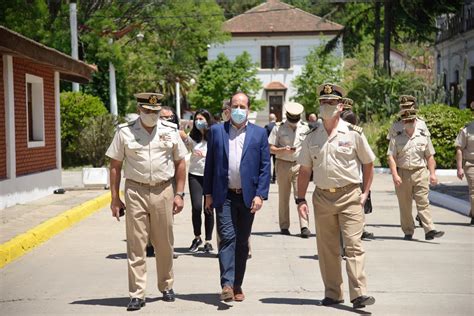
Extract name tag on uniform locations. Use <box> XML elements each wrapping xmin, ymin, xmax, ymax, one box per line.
<box><xmin>338</xmin><ymin>141</ymin><xmax>353</xmax><ymax>147</ymax></box>
<box><xmin>159</xmin><ymin>133</ymin><xmax>172</xmax><ymax>142</ymax></box>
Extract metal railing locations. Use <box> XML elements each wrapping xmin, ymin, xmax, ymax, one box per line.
<box><xmin>436</xmin><ymin>4</ymin><xmax>474</xmax><ymax>43</ymax></box>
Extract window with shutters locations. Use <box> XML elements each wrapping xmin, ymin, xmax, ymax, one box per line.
<box><xmin>260</xmin><ymin>45</ymin><xmax>290</xmax><ymax>69</ymax></box>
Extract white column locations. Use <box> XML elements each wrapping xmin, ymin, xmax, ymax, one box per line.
<box><xmin>3</xmin><ymin>55</ymin><xmax>15</xmax><ymax>179</ymax></box>
<box><xmin>109</xmin><ymin>61</ymin><xmax>118</xmax><ymax>116</ymax></box>
<box><xmin>54</xmin><ymin>71</ymin><xmax>62</xmax><ymax>171</ymax></box>
<box><xmin>70</xmin><ymin>2</ymin><xmax>79</xmax><ymax>92</ymax></box>
<box><xmin>176</xmin><ymin>81</ymin><xmax>181</xmax><ymax>119</ymax></box>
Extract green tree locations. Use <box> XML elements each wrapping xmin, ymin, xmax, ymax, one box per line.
<box><xmin>60</xmin><ymin>92</ymin><xmax>108</xmax><ymax>167</ymax></box>
<box><xmin>189</xmin><ymin>52</ymin><xmax>263</xmax><ymax>115</ymax></box>
<box><xmin>291</xmin><ymin>46</ymin><xmax>343</xmax><ymax>114</ymax></box>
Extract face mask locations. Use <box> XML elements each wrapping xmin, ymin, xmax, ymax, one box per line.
<box><xmin>195</xmin><ymin>119</ymin><xmax>208</xmax><ymax>130</ymax></box>
<box><xmin>231</xmin><ymin>108</ymin><xmax>247</xmax><ymax>125</ymax></box>
<box><xmin>140</xmin><ymin>111</ymin><xmax>159</xmax><ymax>127</ymax></box>
<box><xmin>319</xmin><ymin>104</ymin><xmax>339</xmax><ymax>120</ymax></box>
<box><xmin>404</xmin><ymin>122</ymin><xmax>415</xmax><ymax>129</ymax></box>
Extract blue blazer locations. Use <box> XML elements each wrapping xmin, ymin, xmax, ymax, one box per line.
<box><xmin>203</xmin><ymin>121</ymin><xmax>271</xmax><ymax>209</ymax></box>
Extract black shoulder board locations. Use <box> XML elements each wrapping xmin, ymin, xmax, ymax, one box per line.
<box><xmin>118</xmin><ymin>121</ymin><xmax>135</xmax><ymax>129</ymax></box>
<box><xmin>348</xmin><ymin>123</ymin><xmax>363</xmax><ymax>134</ymax></box>
<box><xmin>396</xmin><ymin>131</ymin><xmax>402</xmax><ymax>136</ymax></box>
<box><xmin>301</xmin><ymin>121</ymin><xmax>308</xmax><ymax>125</ymax></box>
<box><xmin>419</xmin><ymin>129</ymin><xmax>426</xmax><ymax>136</ymax></box>
<box><xmin>304</xmin><ymin>125</ymin><xmax>319</xmax><ymax>135</ymax></box>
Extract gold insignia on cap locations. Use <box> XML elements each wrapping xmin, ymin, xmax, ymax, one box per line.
<box><xmin>323</xmin><ymin>84</ymin><xmax>333</xmax><ymax>94</ymax></box>
<box><xmin>148</xmin><ymin>95</ymin><xmax>158</xmax><ymax>105</ymax></box>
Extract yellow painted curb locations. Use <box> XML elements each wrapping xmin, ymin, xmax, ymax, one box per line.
<box><xmin>0</xmin><ymin>192</ymin><xmax>111</xmax><ymax>269</ymax></box>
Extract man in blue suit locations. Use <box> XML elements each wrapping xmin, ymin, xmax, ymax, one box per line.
<box><xmin>204</xmin><ymin>92</ymin><xmax>271</xmax><ymax>302</ymax></box>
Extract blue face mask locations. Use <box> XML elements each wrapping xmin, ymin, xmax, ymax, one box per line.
<box><xmin>231</xmin><ymin>108</ymin><xmax>247</xmax><ymax>124</ymax></box>
<box><xmin>195</xmin><ymin>119</ymin><xmax>208</xmax><ymax>130</ymax></box>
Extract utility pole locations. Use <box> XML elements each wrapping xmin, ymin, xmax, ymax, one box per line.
<box><xmin>176</xmin><ymin>80</ymin><xmax>181</xmax><ymax>119</ymax></box>
<box><xmin>70</xmin><ymin>2</ymin><xmax>79</xmax><ymax>91</ymax></box>
<box><xmin>108</xmin><ymin>39</ymin><xmax>118</xmax><ymax>116</ymax></box>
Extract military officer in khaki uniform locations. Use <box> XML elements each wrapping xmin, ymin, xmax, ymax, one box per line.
<box><xmin>455</xmin><ymin>110</ymin><xmax>474</xmax><ymax>225</ymax></box>
<box><xmin>387</xmin><ymin>95</ymin><xmax>430</xmax><ymax>140</ymax></box>
<box><xmin>269</xmin><ymin>102</ymin><xmax>311</xmax><ymax>238</ymax></box>
<box><xmin>387</xmin><ymin>107</ymin><xmax>445</xmax><ymax>241</ymax></box>
<box><xmin>106</xmin><ymin>92</ymin><xmax>188</xmax><ymax>311</ymax></box>
<box><xmin>297</xmin><ymin>83</ymin><xmax>376</xmax><ymax>309</ymax></box>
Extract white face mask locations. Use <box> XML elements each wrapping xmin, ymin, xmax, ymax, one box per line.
<box><xmin>319</xmin><ymin>104</ymin><xmax>339</xmax><ymax>120</ymax></box>
<box><xmin>140</xmin><ymin>111</ymin><xmax>159</xmax><ymax>127</ymax></box>
<box><xmin>404</xmin><ymin>122</ymin><xmax>415</xmax><ymax>130</ymax></box>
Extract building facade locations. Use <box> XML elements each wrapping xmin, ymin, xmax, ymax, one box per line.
<box><xmin>208</xmin><ymin>0</ymin><xmax>343</xmax><ymax>126</ymax></box>
<box><xmin>0</xmin><ymin>26</ymin><xmax>95</xmax><ymax>209</ymax></box>
<box><xmin>435</xmin><ymin>2</ymin><xmax>474</xmax><ymax>109</ymax></box>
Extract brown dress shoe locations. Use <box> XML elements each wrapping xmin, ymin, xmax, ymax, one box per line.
<box><xmin>220</xmin><ymin>286</ymin><xmax>234</xmax><ymax>302</ymax></box>
<box><xmin>234</xmin><ymin>287</ymin><xmax>245</xmax><ymax>302</ymax></box>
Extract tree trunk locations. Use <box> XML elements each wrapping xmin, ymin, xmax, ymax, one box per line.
<box><xmin>383</xmin><ymin>0</ymin><xmax>392</xmax><ymax>76</ymax></box>
<box><xmin>374</xmin><ymin>1</ymin><xmax>381</xmax><ymax>70</ymax></box>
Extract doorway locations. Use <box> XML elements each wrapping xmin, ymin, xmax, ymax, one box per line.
<box><xmin>269</xmin><ymin>95</ymin><xmax>283</xmax><ymax>122</ymax></box>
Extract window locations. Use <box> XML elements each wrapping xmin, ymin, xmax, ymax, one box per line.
<box><xmin>261</xmin><ymin>45</ymin><xmax>291</xmax><ymax>69</ymax></box>
<box><xmin>25</xmin><ymin>74</ymin><xmax>45</xmax><ymax>147</ymax></box>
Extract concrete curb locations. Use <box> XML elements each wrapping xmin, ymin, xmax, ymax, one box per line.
<box><xmin>374</xmin><ymin>167</ymin><xmax>457</xmax><ymax>176</ymax></box>
<box><xmin>0</xmin><ymin>192</ymin><xmax>111</xmax><ymax>269</ymax></box>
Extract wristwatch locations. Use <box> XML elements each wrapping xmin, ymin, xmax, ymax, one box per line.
<box><xmin>295</xmin><ymin>197</ymin><xmax>306</xmax><ymax>205</ymax></box>
<box><xmin>175</xmin><ymin>192</ymin><xmax>185</xmax><ymax>199</ymax></box>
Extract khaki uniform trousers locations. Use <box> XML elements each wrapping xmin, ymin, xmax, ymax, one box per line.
<box><xmin>276</xmin><ymin>159</ymin><xmax>309</xmax><ymax>230</ymax></box>
<box><xmin>125</xmin><ymin>180</ymin><xmax>174</xmax><ymax>299</ymax></box>
<box><xmin>313</xmin><ymin>184</ymin><xmax>367</xmax><ymax>301</ymax></box>
<box><xmin>395</xmin><ymin>167</ymin><xmax>435</xmax><ymax>235</ymax></box>
<box><xmin>464</xmin><ymin>160</ymin><xmax>474</xmax><ymax>217</ymax></box>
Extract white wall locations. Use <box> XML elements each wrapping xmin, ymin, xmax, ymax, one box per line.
<box><xmin>435</xmin><ymin>29</ymin><xmax>474</xmax><ymax>108</ymax></box>
<box><xmin>209</xmin><ymin>35</ymin><xmax>343</xmax><ymax>125</ymax></box>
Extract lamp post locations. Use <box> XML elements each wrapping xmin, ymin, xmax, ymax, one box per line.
<box><xmin>176</xmin><ymin>80</ymin><xmax>181</xmax><ymax>119</ymax></box>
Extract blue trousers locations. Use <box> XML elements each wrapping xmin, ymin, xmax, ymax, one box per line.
<box><xmin>216</xmin><ymin>191</ymin><xmax>255</xmax><ymax>288</ymax></box>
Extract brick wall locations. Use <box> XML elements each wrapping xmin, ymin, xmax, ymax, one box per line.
<box><xmin>0</xmin><ymin>56</ymin><xmax>6</xmax><ymax>180</ymax></box>
<box><xmin>13</xmin><ymin>57</ymin><xmax>56</xmax><ymax>177</ymax></box>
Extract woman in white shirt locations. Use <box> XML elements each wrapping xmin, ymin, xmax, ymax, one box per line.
<box><xmin>182</xmin><ymin>109</ymin><xmax>215</xmax><ymax>253</ymax></box>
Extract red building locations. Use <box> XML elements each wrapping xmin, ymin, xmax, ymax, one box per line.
<box><xmin>0</xmin><ymin>26</ymin><xmax>95</xmax><ymax>209</ymax></box>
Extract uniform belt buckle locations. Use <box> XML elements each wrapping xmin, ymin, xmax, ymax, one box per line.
<box><xmin>329</xmin><ymin>188</ymin><xmax>336</xmax><ymax>193</ymax></box>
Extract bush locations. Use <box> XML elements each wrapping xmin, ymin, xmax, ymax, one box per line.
<box><xmin>375</xmin><ymin>104</ymin><xmax>472</xmax><ymax>169</ymax></box>
<box><xmin>60</xmin><ymin>92</ymin><xmax>108</xmax><ymax>167</ymax></box>
<box><xmin>77</xmin><ymin>114</ymin><xmax>121</xmax><ymax>167</ymax></box>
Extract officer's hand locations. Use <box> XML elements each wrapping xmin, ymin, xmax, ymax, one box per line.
<box><xmin>111</xmin><ymin>198</ymin><xmax>125</xmax><ymax>222</ymax></box>
<box><xmin>193</xmin><ymin>150</ymin><xmax>205</xmax><ymax>157</ymax></box>
<box><xmin>297</xmin><ymin>202</ymin><xmax>309</xmax><ymax>221</ymax></box>
<box><xmin>429</xmin><ymin>174</ymin><xmax>438</xmax><ymax>186</ymax></box>
<box><xmin>392</xmin><ymin>175</ymin><xmax>402</xmax><ymax>187</ymax></box>
<box><xmin>360</xmin><ymin>192</ymin><xmax>369</xmax><ymax>207</ymax></box>
<box><xmin>457</xmin><ymin>168</ymin><xmax>464</xmax><ymax>180</ymax></box>
<box><xmin>173</xmin><ymin>195</ymin><xmax>184</xmax><ymax>215</ymax></box>
<box><xmin>250</xmin><ymin>196</ymin><xmax>263</xmax><ymax>213</ymax></box>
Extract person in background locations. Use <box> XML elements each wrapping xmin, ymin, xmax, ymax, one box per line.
<box><xmin>264</xmin><ymin>113</ymin><xmax>278</xmax><ymax>184</ymax></box>
<box><xmin>454</xmin><ymin>102</ymin><xmax>474</xmax><ymax>226</ymax></box>
<box><xmin>180</xmin><ymin>109</ymin><xmax>216</xmax><ymax>252</ymax></box>
<box><xmin>308</xmin><ymin>113</ymin><xmax>319</xmax><ymax>129</ymax></box>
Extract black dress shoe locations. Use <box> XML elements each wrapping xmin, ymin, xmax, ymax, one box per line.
<box><xmin>425</xmin><ymin>230</ymin><xmax>444</xmax><ymax>240</ymax></box>
<box><xmin>403</xmin><ymin>234</ymin><xmax>413</xmax><ymax>240</ymax></box>
<box><xmin>280</xmin><ymin>229</ymin><xmax>290</xmax><ymax>235</ymax></box>
<box><xmin>127</xmin><ymin>298</ymin><xmax>145</xmax><ymax>311</ymax></box>
<box><xmin>321</xmin><ymin>297</ymin><xmax>344</xmax><ymax>306</ymax></box>
<box><xmin>146</xmin><ymin>245</ymin><xmax>155</xmax><ymax>257</ymax></box>
<box><xmin>351</xmin><ymin>295</ymin><xmax>375</xmax><ymax>309</ymax></box>
<box><xmin>362</xmin><ymin>231</ymin><xmax>374</xmax><ymax>239</ymax></box>
<box><xmin>300</xmin><ymin>227</ymin><xmax>311</xmax><ymax>238</ymax></box>
<box><xmin>470</xmin><ymin>217</ymin><xmax>474</xmax><ymax>225</ymax></box>
<box><xmin>162</xmin><ymin>289</ymin><xmax>175</xmax><ymax>302</ymax></box>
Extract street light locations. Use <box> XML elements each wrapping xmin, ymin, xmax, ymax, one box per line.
<box><xmin>176</xmin><ymin>78</ymin><xmax>196</xmax><ymax>120</ymax></box>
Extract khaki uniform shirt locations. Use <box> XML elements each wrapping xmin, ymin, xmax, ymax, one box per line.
<box><xmin>387</xmin><ymin>118</ymin><xmax>430</xmax><ymax>140</ymax></box>
<box><xmin>106</xmin><ymin>119</ymin><xmax>187</xmax><ymax>184</ymax></box>
<box><xmin>455</xmin><ymin>121</ymin><xmax>474</xmax><ymax>161</ymax></box>
<box><xmin>268</xmin><ymin>121</ymin><xmax>310</xmax><ymax>162</ymax></box>
<box><xmin>298</xmin><ymin>120</ymin><xmax>375</xmax><ymax>189</ymax></box>
<box><xmin>387</xmin><ymin>127</ymin><xmax>435</xmax><ymax>169</ymax></box>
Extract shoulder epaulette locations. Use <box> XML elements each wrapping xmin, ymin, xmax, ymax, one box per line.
<box><xmin>118</xmin><ymin>120</ymin><xmax>135</xmax><ymax>129</ymax></box>
<box><xmin>300</xmin><ymin>121</ymin><xmax>308</xmax><ymax>125</ymax></box>
<box><xmin>417</xmin><ymin>116</ymin><xmax>426</xmax><ymax>122</ymax></box>
<box><xmin>419</xmin><ymin>129</ymin><xmax>427</xmax><ymax>136</ymax></box>
<box><xmin>276</xmin><ymin>122</ymin><xmax>282</xmax><ymax>126</ymax></box>
<box><xmin>348</xmin><ymin>123</ymin><xmax>363</xmax><ymax>134</ymax></box>
<box><xmin>304</xmin><ymin>125</ymin><xmax>319</xmax><ymax>135</ymax></box>
<box><xmin>161</xmin><ymin>120</ymin><xmax>178</xmax><ymax>129</ymax></box>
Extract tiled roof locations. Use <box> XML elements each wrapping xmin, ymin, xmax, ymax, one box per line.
<box><xmin>265</xmin><ymin>81</ymin><xmax>288</xmax><ymax>90</ymax></box>
<box><xmin>223</xmin><ymin>0</ymin><xmax>343</xmax><ymax>35</ymax></box>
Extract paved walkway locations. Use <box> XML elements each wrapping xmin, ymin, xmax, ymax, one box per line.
<box><xmin>0</xmin><ymin>172</ymin><xmax>473</xmax><ymax>315</ymax></box>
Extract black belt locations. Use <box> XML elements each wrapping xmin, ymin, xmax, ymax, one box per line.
<box><xmin>127</xmin><ymin>178</ymin><xmax>172</xmax><ymax>187</ymax></box>
<box><xmin>228</xmin><ymin>188</ymin><xmax>243</xmax><ymax>194</ymax></box>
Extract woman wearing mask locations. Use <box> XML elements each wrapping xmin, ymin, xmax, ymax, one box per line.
<box><xmin>181</xmin><ymin>109</ymin><xmax>215</xmax><ymax>253</ymax></box>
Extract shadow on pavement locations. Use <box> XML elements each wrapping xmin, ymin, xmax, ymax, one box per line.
<box><xmin>299</xmin><ymin>255</ymin><xmax>319</xmax><ymax>260</ymax></box>
<box><xmin>373</xmin><ymin>235</ymin><xmax>440</xmax><ymax>244</ymax></box>
<box><xmin>70</xmin><ymin>297</ymin><xmax>129</xmax><ymax>307</ymax></box>
<box><xmin>434</xmin><ymin>221</ymin><xmax>472</xmax><ymax>227</ymax></box>
<box><xmin>176</xmin><ymin>293</ymin><xmax>232</xmax><ymax>310</ymax></box>
<box><xmin>252</xmin><ymin>231</ymin><xmax>316</xmax><ymax>239</ymax></box>
<box><xmin>366</xmin><ymin>224</ymin><xmax>401</xmax><ymax>228</ymax></box>
<box><xmin>106</xmin><ymin>253</ymin><xmax>127</xmax><ymax>259</ymax></box>
<box><xmin>174</xmin><ymin>247</ymin><xmax>218</xmax><ymax>258</ymax></box>
<box><xmin>259</xmin><ymin>298</ymin><xmax>371</xmax><ymax>315</ymax></box>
